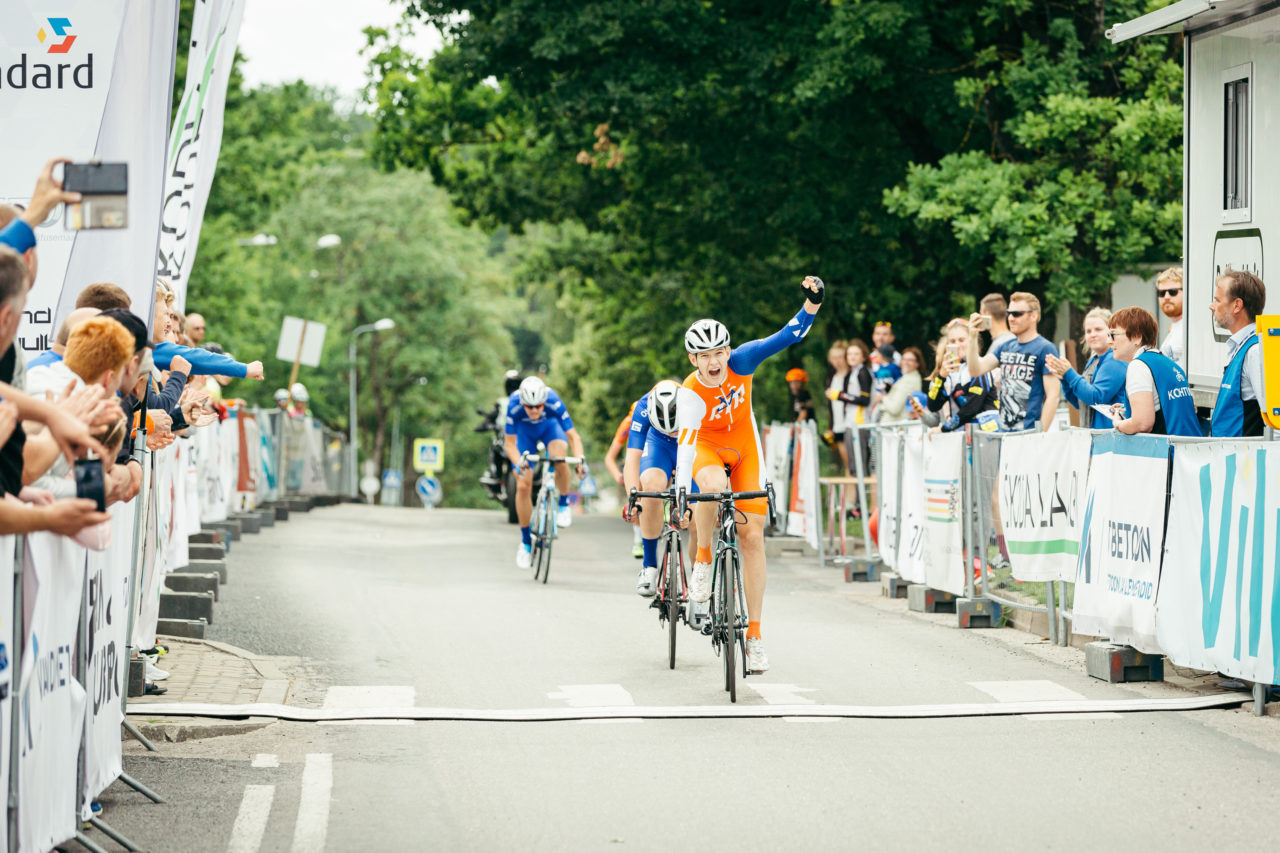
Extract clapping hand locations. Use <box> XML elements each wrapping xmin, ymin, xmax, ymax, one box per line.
<box><xmin>1045</xmin><ymin>355</ymin><xmax>1071</xmax><ymax>377</ymax></box>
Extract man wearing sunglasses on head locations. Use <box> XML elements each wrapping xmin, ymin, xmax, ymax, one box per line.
<box><xmin>505</xmin><ymin>375</ymin><xmax>586</xmax><ymax>568</ymax></box>
<box><xmin>967</xmin><ymin>292</ymin><xmax>1060</xmax><ymax>432</ymax></box>
<box><xmin>1155</xmin><ymin>267</ymin><xmax>1185</xmax><ymax>370</ymax></box>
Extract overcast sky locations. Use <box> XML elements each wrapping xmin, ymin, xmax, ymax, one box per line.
<box><xmin>237</xmin><ymin>0</ymin><xmax>442</xmax><ymax>98</ymax></box>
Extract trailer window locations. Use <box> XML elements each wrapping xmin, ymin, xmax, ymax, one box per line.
<box><xmin>1224</xmin><ymin>74</ymin><xmax>1250</xmax><ymax>213</ymax></box>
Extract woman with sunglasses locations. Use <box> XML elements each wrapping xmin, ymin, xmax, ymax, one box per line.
<box><xmin>1045</xmin><ymin>307</ymin><xmax>1126</xmax><ymax>429</ymax></box>
<box><xmin>1105</xmin><ymin>307</ymin><xmax>1199</xmax><ymax>437</ymax></box>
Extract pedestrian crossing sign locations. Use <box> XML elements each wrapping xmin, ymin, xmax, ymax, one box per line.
<box><xmin>413</xmin><ymin>438</ymin><xmax>444</xmax><ymax>473</ymax></box>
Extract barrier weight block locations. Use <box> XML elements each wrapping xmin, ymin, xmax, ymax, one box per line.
<box><xmin>189</xmin><ymin>530</ymin><xmax>222</xmax><ymax>546</ymax></box>
<box><xmin>232</xmin><ymin>513</ymin><xmax>262</xmax><ymax>534</ymax></box>
<box><xmin>187</xmin><ymin>558</ymin><xmax>227</xmax><ymax>584</ymax></box>
<box><xmin>159</xmin><ymin>590</ymin><xmax>215</xmax><ymax>625</ymax></box>
<box><xmin>285</xmin><ymin>497</ymin><xmax>313</xmax><ymax>512</ymax></box>
<box><xmin>165</xmin><ymin>572</ymin><xmax>220</xmax><ymax>600</ymax></box>
<box><xmin>127</xmin><ymin>657</ymin><xmax>145</xmax><ymax>698</ymax></box>
<box><xmin>957</xmin><ymin>597</ymin><xmax>1002</xmax><ymax>629</ymax></box>
<box><xmin>764</xmin><ymin>536</ymin><xmax>817</xmax><ymax>558</ymax></box>
<box><xmin>907</xmin><ymin>584</ymin><xmax>958</xmax><ymax>614</ymax></box>
<box><xmin>256</xmin><ymin>509</ymin><xmax>275</xmax><ymax>527</ymax></box>
<box><xmin>208</xmin><ymin>519</ymin><xmax>243</xmax><ymax>541</ymax></box>
<box><xmin>273</xmin><ymin>505</ymin><xmax>290</xmax><ymax>521</ymax></box>
<box><xmin>189</xmin><ymin>543</ymin><xmax>226</xmax><ymax>561</ymax></box>
<box><xmin>156</xmin><ymin>618</ymin><xmax>207</xmax><ymax>640</ymax></box>
<box><xmin>880</xmin><ymin>572</ymin><xmax>910</xmax><ymax>599</ymax></box>
<box><xmin>842</xmin><ymin>558</ymin><xmax>878</xmax><ymax>583</ymax></box>
<box><xmin>1085</xmin><ymin>642</ymin><xmax>1164</xmax><ymax>683</ymax></box>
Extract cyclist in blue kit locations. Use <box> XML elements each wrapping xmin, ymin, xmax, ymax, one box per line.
<box><xmin>504</xmin><ymin>376</ymin><xmax>586</xmax><ymax>569</ymax></box>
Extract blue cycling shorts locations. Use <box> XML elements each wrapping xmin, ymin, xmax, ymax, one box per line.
<box><xmin>514</xmin><ymin>418</ymin><xmax>569</xmax><ymax>456</ymax></box>
<box><xmin>639</xmin><ymin>434</ymin><xmax>697</xmax><ymax>492</ymax></box>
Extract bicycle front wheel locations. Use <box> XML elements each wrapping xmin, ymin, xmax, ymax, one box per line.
<box><xmin>540</xmin><ymin>493</ymin><xmax>556</xmax><ymax>584</ymax></box>
<box><xmin>662</xmin><ymin>534</ymin><xmax>680</xmax><ymax>669</ymax></box>
<box><xmin>531</xmin><ymin>491</ymin><xmax>548</xmax><ymax>581</ymax></box>
<box><xmin>720</xmin><ymin>548</ymin><xmax>737</xmax><ymax>702</ymax></box>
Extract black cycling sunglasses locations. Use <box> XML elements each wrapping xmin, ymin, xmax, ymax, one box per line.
<box><xmin>1006</xmin><ymin>310</ymin><xmax>1030</xmax><ymax>318</ymax></box>
<box><xmin>1157</xmin><ymin>288</ymin><xmax>1182</xmax><ymax>297</ymax></box>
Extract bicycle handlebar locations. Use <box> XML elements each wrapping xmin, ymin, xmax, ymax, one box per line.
<box><xmin>520</xmin><ymin>452</ymin><xmax>587</xmax><ymax>469</ymax></box>
<box><xmin>626</xmin><ymin>486</ymin><xmax>675</xmax><ymax>518</ymax></box>
<box><xmin>683</xmin><ymin>489</ymin><xmax>770</xmax><ymax>502</ymax></box>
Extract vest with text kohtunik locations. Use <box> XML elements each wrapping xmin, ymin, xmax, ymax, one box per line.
<box><xmin>1210</xmin><ymin>334</ymin><xmax>1263</xmax><ymax>437</ymax></box>
<box><xmin>1131</xmin><ymin>351</ymin><xmax>1201</xmax><ymax>437</ymax></box>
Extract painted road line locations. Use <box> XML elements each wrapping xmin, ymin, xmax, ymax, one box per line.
<box><xmin>251</xmin><ymin>754</ymin><xmax>278</xmax><ymax>768</ymax></box>
<box><xmin>745</xmin><ymin>682</ymin><xmax>834</xmax><ymax>722</ymax></box>
<box><xmin>226</xmin><ymin>785</ymin><xmax>274</xmax><ymax>853</ymax></box>
<box><xmin>127</xmin><ymin>692</ymin><xmax>1248</xmax><ymax>721</ymax></box>
<box><xmin>320</xmin><ymin>686</ymin><xmax>415</xmax><ymax>726</ymax></box>
<box><xmin>548</xmin><ymin>684</ymin><xmax>642</xmax><ymax>723</ymax></box>
<box><xmin>968</xmin><ymin>679</ymin><xmax>1121</xmax><ymax>720</ymax></box>
<box><xmin>290</xmin><ymin>753</ymin><xmax>334</xmax><ymax>853</ymax></box>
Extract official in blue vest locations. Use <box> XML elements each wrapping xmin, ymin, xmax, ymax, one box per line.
<box><xmin>1208</xmin><ymin>269</ymin><xmax>1266</xmax><ymax>437</ymax></box>
<box><xmin>1107</xmin><ymin>307</ymin><xmax>1200</xmax><ymax>437</ymax></box>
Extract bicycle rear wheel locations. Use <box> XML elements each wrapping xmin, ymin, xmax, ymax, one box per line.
<box><xmin>720</xmin><ymin>548</ymin><xmax>737</xmax><ymax>702</ymax></box>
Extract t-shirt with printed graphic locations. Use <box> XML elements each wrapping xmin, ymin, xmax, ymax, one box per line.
<box><xmin>989</xmin><ymin>335</ymin><xmax>1057</xmax><ymax>431</ymax></box>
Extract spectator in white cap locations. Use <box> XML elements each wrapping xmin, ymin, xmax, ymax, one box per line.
<box><xmin>290</xmin><ymin>382</ymin><xmax>309</xmax><ymax>417</ymax></box>
<box><xmin>274</xmin><ymin>388</ymin><xmax>290</xmax><ymax>411</ymax></box>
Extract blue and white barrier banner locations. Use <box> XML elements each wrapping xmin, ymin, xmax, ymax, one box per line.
<box><xmin>923</xmin><ymin>432</ymin><xmax>966</xmax><ymax>596</ymax></box>
<box><xmin>0</xmin><ymin>537</ymin><xmax>13</xmax><ymax>853</ymax></box>
<box><xmin>877</xmin><ymin>431</ymin><xmax>900</xmax><ymax>571</ymax></box>
<box><xmin>1157</xmin><ymin>441</ymin><xmax>1280</xmax><ymax>685</ymax></box>
<box><xmin>81</xmin><ymin>502</ymin><xmax>134</xmax><ymax>818</ymax></box>
<box><xmin>879</xmin><ymin>430</ymin><xmax>926</xmax><ymax>584</ymax></box>
<box><xmin>763</xmin><ymin>422</ymin><xmax>793</xmax><ymax>530</ymax></box>
<box><xmin>1072</xmin><ymin>433</ymin><xmax>1169</xmax><ymax>653</ymax></box>
<box><xmin>998</xmin><ymin>430</ymin><xmax>1092</xmax><ymax>583</ymax></box>
<box><xmin>196</xmin><ymin>418</ymin><xmax>228</xmax><ymax>523</ymax></box>
<box><xmin>19</xmin><ymin>533</ymin><xmax>86</xmax><ymax>853</ymax></box>
<box><xmin>784</xmin><ymin>423</ymin><xmax>821</xmax><ymax>551</ymax></box>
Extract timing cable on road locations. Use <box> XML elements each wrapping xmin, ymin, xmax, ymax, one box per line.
<box><xmin>128</xmin><ymin>692</ymin><xmax>1251</xmax><ymax>722</ymax></box>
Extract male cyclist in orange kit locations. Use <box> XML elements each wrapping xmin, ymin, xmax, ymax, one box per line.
<box><xmin>674</xmin><ymin>275</ymin><xmax>825</xmax><ymax>673</ymax></box>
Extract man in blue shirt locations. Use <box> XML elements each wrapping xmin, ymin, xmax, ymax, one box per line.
<box><xmin>967</xmin><ymin>292</ymin><xmax>1061</xmax><ymax>431</ymax></box>
<box><xmin>503</xmin><ymin>376</ymin><xmax>586</xmax><ymax>568</ymax></box>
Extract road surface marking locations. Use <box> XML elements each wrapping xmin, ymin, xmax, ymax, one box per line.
<box><xmin>745</xmin><ymin>683</ymin><xmax>833</xmax><ymax>722</ymax></box>
<box><xmin>290</xmin><ymin>753</ymin><xmax>333</xmax><ymax>853</ymax></box>
<box><xmin>226</xmin><ymin>784</ymin><xmax>274</xmax><ymax>853</ymax></box>
<box><xmin>320</xmin><ymin>686</ymin><xmax>415</xmax><ymax>726</ymax></box>
<box><xmin>547</xmin><ymin>684</ymin><xmax>635</xmax><ymax>706</ymax></box>
<box><xmin>251</xmin><ymin>754</ymin><xmax>278</xmax><ymax>768</ymax></box>
<box><xmin>968</xmin><ymin>680</ymin><xmax>1120</xmax><ymax>720</ymax></box>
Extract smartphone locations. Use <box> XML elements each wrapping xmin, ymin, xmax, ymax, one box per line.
<box><xmin>63</xmin><ymin>162</ymin><xmax>128</xmax><ymax>230</ymax></box>
<box><xmin>74</xmin><ymin>457</ymin><xmax>106</xmax><ymax>512</ymax></box>
<box><xmin>975</xmin><ymin>315</ymin><xmax>992</xmax><ymax>331</ymax></box>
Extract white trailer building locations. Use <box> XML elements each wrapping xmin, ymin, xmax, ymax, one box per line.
<box><xmin>1108</xmin><ymin>0</ymin><xmax>1278</xmax><ymax>404</ymax></box>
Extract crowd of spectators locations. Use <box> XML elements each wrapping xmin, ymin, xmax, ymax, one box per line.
<box><xmin>802</xmin><ymin>269</ymin><xmax>1270</xmax><ymax>480</ymax></box>
<box><xmin>0</xmin><ymin>157</ymin><xmax>266</xmax><ymax>693</ymax></box>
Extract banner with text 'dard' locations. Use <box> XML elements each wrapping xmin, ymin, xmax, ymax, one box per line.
<box><xmin>1156</xmin><ymin>441</ymin><xmax>1280</xmax><ymax>686</ymax></box>
<box><xmin>1071</xmin><ymin>433</ymin><xmax>1170</xmax><ymax>653</ymax></box>
<box><xmin>998</xmin><ymin>430</ymin><xmax>1092</xmax><ymax>583</ymax></box>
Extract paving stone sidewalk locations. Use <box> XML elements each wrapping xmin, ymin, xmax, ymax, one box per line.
<box><xmin>125</xmin><ymin>636</ymin><xmax>293</xmax><ymax>743</ymax></box>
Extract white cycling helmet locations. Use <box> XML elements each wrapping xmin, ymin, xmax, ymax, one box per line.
<box><xmin>647</xmin><ymin>380</ymin><xmax>680</xmax><ymax>434</ymax></box>
<box><xmin>518</xmin><ymin>375</ymin><xmax>549</xmax><ymax>406</ymax></box>
<box><xmin>273</xmin><ymin>388</ymin><xmax>289</xmax><ymax>403</ymax></box>
<box><xmin>290</xmin><ymin>382</ymin><xmax>309</xmax><ymax>403</ymax></box>
<box><xmin>684</xmin><ymin>318</ymin><xmax>730</xmax><ymax>353</ymax></box>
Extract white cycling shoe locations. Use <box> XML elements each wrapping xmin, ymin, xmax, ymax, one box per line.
<box><xmin>556</xmin><ymin>506</ymin><xmax>573</xmax><ymax>528</ymax></box>
<box><xmin>636</xmin><ymin>566</ymin><xmax>659</xmax><ymax>597</ymax></box>
<box><xmin>688</xmin><ymin>561</ymin><xmax>713</xmax><ymax>603</ymax></box>
<box><xmin>745</xmin><ymin>638</ymin><xmax>770</xmax><ymax>673</ymax></box>
<box><xmin>516</xmin><ymin>543</ymin><xmax>532</xmax><ymax>569</ymax></box>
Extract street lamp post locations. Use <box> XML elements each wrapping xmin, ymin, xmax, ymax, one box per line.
<box><xmin>348</xmin><ymin>318</ymin><xmax>396</xmax><ymax>490</ymax></box>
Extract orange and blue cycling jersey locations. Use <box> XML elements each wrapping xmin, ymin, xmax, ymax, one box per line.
<box><xmin>674</xmin><ymin>307</ymin><xmax>816</xmax><ymax>515</ymax></box>
<box><xmin>611</xmin><ymin>403</ymin><xmax>636</xmax><ymax>449</ymax></box>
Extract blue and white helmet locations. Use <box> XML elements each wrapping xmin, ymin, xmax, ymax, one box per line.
<box><xmin>647</xmin><ymin>380</ymin><xmax>680</xmax><ymax>434</ymax></box>
<box><xmin>684</xmin><ymin>319</ymin><xmax>730</xmax><ymax>353</ymax></box>
<box><xmin>518</xmin><ymin>376</ymin><xmax>549</xmax><ymax>406</ymax></box>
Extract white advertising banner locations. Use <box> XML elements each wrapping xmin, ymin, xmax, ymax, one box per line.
<box><xmin>157</xmin><ymin>0</ymin><xmax>245</xmax><ymax>311</ymax></box>
<box><xmin>54</xmin><ymin>0</ymin><xmax>180</xmax><ymax>330</ymax></box>
<box><xmin>132</xmin><ymin>463</ymin><xmax>163</xmax><ymax>652</ymax></box>
<box><xmin>1</xmin><ymin>1</ymin><xmax>127</xmax><ymax>351</ymax></box>
<box><xmin>763</xmin><ymin>423</ymin><xmax>792</xmax><ymax>530</ymax></box>
<box><xmin>784</xmin><ymin>422</ymin><xmax>820</xmax><ymax>550</ymax></box>
<box><xmin>877</xmin><ymin>430</ymin><xmax>900</xmax><ymax>570</ymax></box>
<box><xmin>922</xmin><ymin>432</ymin><xmax>965</xmax><ymax>595</ymax></box>
<box><xmin>18</xmin><ymin>533</ymin><xmax>86</xmax><ymax>853</ymax></box>
<box><xmin>1072</xmin><ymin>433</ymin><xmax>1170</xmax><ymax>652</ymax></box>
<box><xmin>81</xmin><ymin>501</ymin><xmax>135</xmax><ymax>818</ymax></box>
<box><xmin>197</xmin><ymin>417</ymin><xmax>228</xmax><ymax>523</ymax></box>
<box><xmin>897</xmin><ymin>430</ymin><xmax>927</xmax><ymax>584</ymax></box>
<box><xmin>997</xmin><ymin>430</ymin><xmax>1093</xmax><ymax>582</ymax></box>
<box><xmin>1157</xmin><ymin>441</ymin><xmax>1280</xmax><ymax>685</ymax></box>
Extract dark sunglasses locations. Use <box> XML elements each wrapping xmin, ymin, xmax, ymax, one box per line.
<box><xmin>1157</xmin><ymin>288</ymin><xmax>1182</xmax><ymax>297</ymax></box>
<box><xmin>1006</xmin><ymin>310</ymin><xmax>1030</xmax><ymax>318</ymax></box>
<box><xmin>524</xmin><ymin>403</ymin><xmax>545</xmax><ymax>410</ymax></box>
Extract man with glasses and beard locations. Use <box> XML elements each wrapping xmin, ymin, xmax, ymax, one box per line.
<box><xmin>967</xmin><ymin>292</ymin><xmax>1060</xmax><ymax>432</ymax></box>
<box><xmin>1156</xmin><ymin>267</ymin><xmax>1185</xmax><ymax>369</ymax></box>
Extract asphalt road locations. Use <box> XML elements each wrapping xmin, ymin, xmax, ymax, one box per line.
<box><xmin>102</xmin><ymin>504</ymin><xmax>1280</xmax><ymax>852</ymax></box>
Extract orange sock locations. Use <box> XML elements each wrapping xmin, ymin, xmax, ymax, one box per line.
<box><xmin>696</xmin><ymin>545</ymin><xmax>712</xmax><ymax>564</ymax></box>
<box><xmin>746</xmin><ymin>621</ymin><xmax>762</xmax><ymax>640</ymax></box>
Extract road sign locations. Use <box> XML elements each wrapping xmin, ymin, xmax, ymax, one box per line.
<box><xmin>382</xmin><ymin>469</ymin><xmax>403</xmax><ymax>489</ymax></box>
<box><xmin>359</xmin><ymin>475</ymin><xmax>381</xmax><ymax>498</ymax></box>
<box><xmin>416</xmin><ymin>475</ymin><xmax>442</xmax><ymax>507</ymax></box>
<box><xmin>413</xmin><ymin>438</ymin><xmax>444</xmax><ymax>473</ymax></box>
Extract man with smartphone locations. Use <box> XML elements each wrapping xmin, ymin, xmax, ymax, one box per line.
<box><xmin>967</xmin><ymin>292</ymin><xmax>1060</xmax><ymax>432</ymax></box>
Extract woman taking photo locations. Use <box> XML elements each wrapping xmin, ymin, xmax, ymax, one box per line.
<box><xmin>826</xmin><ymin>339</ymin><xmax>873</xmax><ymax>474</ymax></box>
<box><xmin>1106</xmin><ymin>307</ymin><xmax>1199</xmax><ymax>437</ymax></box>
<box><xmin>1045</xmin><ymin>307</ymin><xmax>1126</xmax><ymax>428</ymax></box>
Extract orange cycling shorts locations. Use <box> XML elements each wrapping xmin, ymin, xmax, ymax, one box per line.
<box><xmin>690</xmin><ymin>436</ymin><xmax>768</xmax><ymax>516</ymax></box>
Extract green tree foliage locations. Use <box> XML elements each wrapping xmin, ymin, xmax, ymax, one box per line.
<box><xmin>364</xmin><ymin>0</ymin><xmax>1185</xmax><ymax>449</ymax></box>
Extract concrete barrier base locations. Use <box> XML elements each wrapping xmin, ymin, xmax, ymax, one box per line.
<box><xmin>127</xmin><ymin>657</ymin><xmax>145</xmax><ymax>697</ymax></box>
<box><xmin>159</xmin><ymin>590</ymin><xmax>214</xmax><ymax>624</ymax></box>
<box><xmin>207</xmin><ymin>519</ymin><xmax>242</xmax><ymax>541</ymax></box>
<box><xmin>764</xmin><ymin>536</ymin><xmax>817</xmax><ymax>558</ymax></box>
<box><xmin>186</xmin><ymin>558</ymin><xmax>227</xmax><ymax>584</ymax></box>
<box><xmin>880</xmin><ymin>572</ymin><xmax>910</xmax><ymax>599</ymax></box>
<box><xmin>1085</xmin><ymin>642</ymin><xmax>1164</xmax><ymax>683</ymax></box>
<box><xmin>285</xmin><ymin>497</ymin><xmax>313</xmax><ymax>512</ymax></box>
<box><xmin>232</xmin><ymin>512</ymin><xmax>262</xmax><ymax>534</ymax></box>
<box><xmin>189</xmin><ymin>530</ymin><xmax>224</xmax><ymax>546</ymax></box>
<box><xmin>957</xmin><ymin>597</ymin><xmax>1001</xmax><ymax>628</ymax></box>
<box><xmin>188</xmin><ymin>542</ymin><xmax>226</xmax><ymax>561</ymax></box>
<box><xmin>839</xmin><ymin>557</ymin><xmax>877</xmax><ymax>583</ymax></box>
<box><xmin>256</xmin><ymin>509</ymin><xmax>276</xmax><ymax>527</ymax></box>
<box><xmin>165</xmin><ymin>572</ymin><xmax>220</xmax><ymax>601</ymax></box>
<box><xmin>156</xmin><ymin>618</ymin><xmax>207</xmax><ymax>639</ymax></box>
<box><xmin>908</xmin><ymin>584</ymin><xmax>957</xmax><ymax>614</ymax></box>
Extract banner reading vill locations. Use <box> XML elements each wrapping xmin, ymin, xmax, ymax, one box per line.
<box><xmin>1157</xmin><ymin>441</ymin><xmax>1280</xmax><ymax>685</ymax></box>
<box><xmin>997</xmin><ymin>430</ymin><xmax>1092</xmax><ymax>582</ymax></box>
<box><xmin>157</xmin><ymin>0</ymin><xmax>245</xmax><ymax>311</ymax></box>
<box><xmin>1071</xmin><ymin>433</ymin><xmax>1170</xmax><ymax>653</ymax></box>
